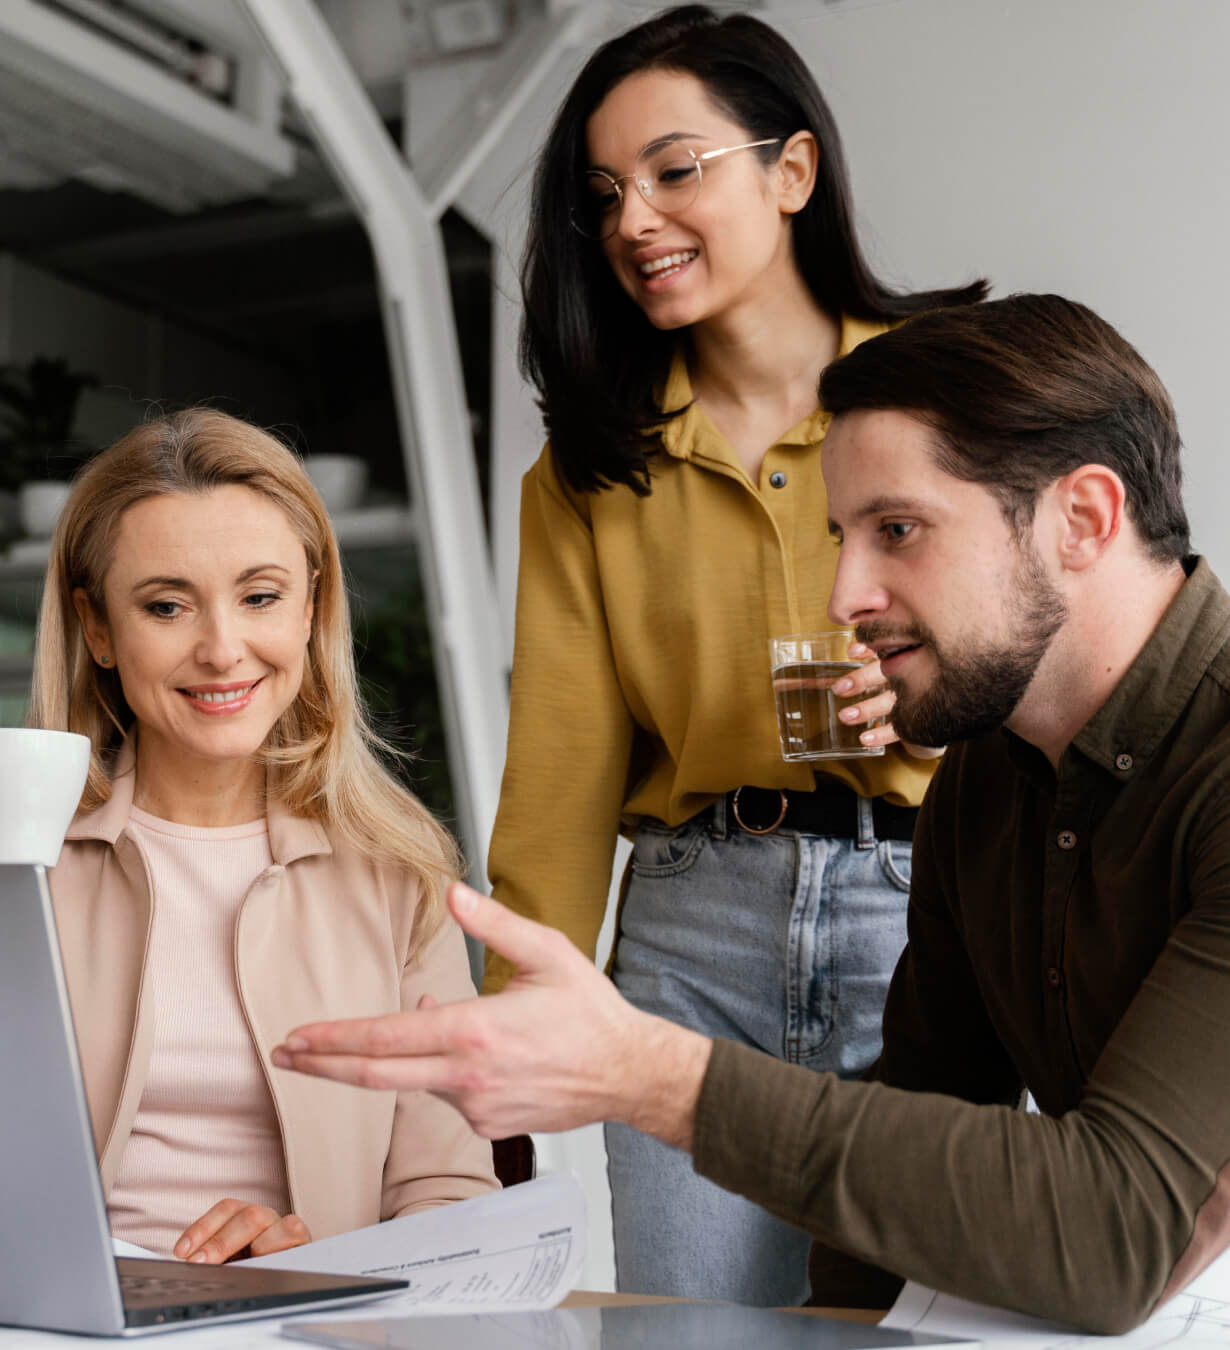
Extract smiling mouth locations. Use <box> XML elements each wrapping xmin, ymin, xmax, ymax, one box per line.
<box><xmin>638</xmin><ymin>249</ymin><xmax>698</xmax><ymax>280</ymax></box>
<box><xmin>180</xmin><ymin>680</ymin><xmax>261</xmax><ymax>707</ymax></box>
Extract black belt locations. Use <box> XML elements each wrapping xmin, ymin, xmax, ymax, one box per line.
<box><xmin>725</xmin><ymin>781</ymin><xmax>918</xmax><ymax>843</ymax></box>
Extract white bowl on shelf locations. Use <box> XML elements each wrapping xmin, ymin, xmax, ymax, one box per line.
<box><xmin>304</xmin><ymin>455</ymin><xmax>368</xmax><ymax>514</ymax></box>
<box><xmin>18</xmin><ymin>481</ymin><xmax>72</xmax><ymax>538</ymax></box>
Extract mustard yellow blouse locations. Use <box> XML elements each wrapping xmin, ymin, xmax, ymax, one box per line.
<box><xmin>485</xmin><ymin>317</ymin><xmax>935</xmax><ymax>990</ymax></box>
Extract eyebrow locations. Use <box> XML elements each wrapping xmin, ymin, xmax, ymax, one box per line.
<box><xmin>130</xmin><ymin>564</ymin><xmax>292</xmax><ymax>594</ymax></box>
<box><xmin>827</xmin><ymin>496</ymin><xmax>932</xmax><ymax>537</ymax></box>
<box><xmin>590</xmin><ymin>131</ymin><xmax>704</xmax><ymax>174</ymax></box>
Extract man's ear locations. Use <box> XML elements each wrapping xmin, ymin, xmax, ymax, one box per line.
<box><xmin>72</xmin><ymin>587</ymin><xmax>113</xmax><ymax>667</ymax></box>
<box><xmin>1050</xmin><ymin>465</ymin><xmax>1125</xmax><ymax>572</ymax></box>
<box><xmin>776</xmin><ymin>130</ymin><xmax>818</xmax><ymax>215</ymax></box>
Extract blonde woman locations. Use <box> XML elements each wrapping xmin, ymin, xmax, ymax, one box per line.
<box><xmin>30</xmin><ymin>408</ymin><xmax>497</xmax><ymax>1263</ymax></box>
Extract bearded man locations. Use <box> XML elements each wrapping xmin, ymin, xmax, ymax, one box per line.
<box><xmin>272</xmin><ymin>295</ymin><xmax>1230</xmax><ymax>1335</ymax></box>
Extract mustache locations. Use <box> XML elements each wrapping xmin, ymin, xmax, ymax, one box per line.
<box><xmin>854</xmin><ymin>620</ymin><xmax>934</xmax><ymax>649</ymax></box>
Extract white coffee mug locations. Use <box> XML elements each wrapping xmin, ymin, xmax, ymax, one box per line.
<box><xmin>0</xmin><ymin>729</ymin><xmax>91</xmax><ymax>866</ymax></box>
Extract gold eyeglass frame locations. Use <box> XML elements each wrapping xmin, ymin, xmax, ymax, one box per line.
<box><xmin>571</xmin><ymin>137</ymin><xmax>783</xmax><ymax>240</ymax></box>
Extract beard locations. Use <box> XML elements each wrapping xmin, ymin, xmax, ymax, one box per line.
<box><xmin>857</xmin><ymin>545</ymin><xmax>1068</xmax><ymax>748</ymax></box>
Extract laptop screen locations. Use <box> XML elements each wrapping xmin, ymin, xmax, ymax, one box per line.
<box><xmin>0</xmin><ymin>863</ymin><xmax>128</xmax><ymax>1334</ymax></box>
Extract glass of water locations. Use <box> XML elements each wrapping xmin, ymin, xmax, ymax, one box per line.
<box><xmin>770</xmin><ymin>631</ymin><xmax>887</xmax><ymax>761</ymax></box>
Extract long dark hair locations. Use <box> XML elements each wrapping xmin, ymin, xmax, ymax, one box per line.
<box><xmin>520</xmin><ymin>4</ymin><xmax>989</xmax><ymax>496</ymax></box>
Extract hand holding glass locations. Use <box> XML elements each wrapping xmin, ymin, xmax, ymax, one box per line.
<box><xmin>771</xmin><ymin>632</ymin><xmax>888</xmax><ymax>760</ymax></box>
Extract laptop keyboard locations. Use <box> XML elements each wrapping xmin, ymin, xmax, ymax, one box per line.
<box><xmin>120</xmin><ymin>1271</ymin><xmax>234</xmax><ymax>1299</ymax></box>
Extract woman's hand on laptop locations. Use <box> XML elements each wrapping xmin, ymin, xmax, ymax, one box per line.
<box><xmin>173</xmin><ymin>1199</ymin><xmax>312</xmax><ymax>1264</ymax></box>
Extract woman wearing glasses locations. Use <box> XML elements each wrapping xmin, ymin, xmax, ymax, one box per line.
<box><xmin>486</xmin><ymin>4</ymin><xmax>985</xmax><ymax>1304</ymax></box>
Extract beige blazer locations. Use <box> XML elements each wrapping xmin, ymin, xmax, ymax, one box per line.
<box><xmin>48</xmin><ymin>745</ymin><xmax>498</xmax><ymax>1241</ymax></box>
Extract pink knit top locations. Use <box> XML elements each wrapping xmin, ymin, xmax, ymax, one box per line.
<box><xmin>106</xmin><ymin>807</ymin><xmax>292</xmax><ymax>1255</ymax></box>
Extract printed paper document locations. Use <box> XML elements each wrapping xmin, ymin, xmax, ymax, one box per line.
<box><xmin>883</xmin><ymin>1243</ymin><xmax>1230</xmax><ymax>1350</ymax></box>
<box><xmin>0</xmin><ymin>1172</ymin><xmax>585</xmax><ymax>1348</ymax></box>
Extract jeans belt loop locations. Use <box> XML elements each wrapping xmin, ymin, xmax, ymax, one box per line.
<box><xmin>855</xmin><ymin>793</ymin><xmax>876</xmax><ymax>850</ymax></box>
<box><xmin>710</xmin><ymin>792</ymin><xmax>730</xmax><ymax>840</ymax></box>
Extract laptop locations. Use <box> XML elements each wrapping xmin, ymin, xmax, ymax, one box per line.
<box><xmin>0</xmin><ymin>862</ymin><xmax>408</xmax><ymax>1336</ymax></box>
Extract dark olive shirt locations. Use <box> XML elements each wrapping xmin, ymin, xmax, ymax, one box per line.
<box><xmin>693</xmin><ymin>557</ymin><xmax>1230</xmax><ymax>1333</ymax></box>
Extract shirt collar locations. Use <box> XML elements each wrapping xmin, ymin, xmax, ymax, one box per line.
<box><xmin>1072</xmin><ymin>557</ymin><xmax>1230</xmax><ymax>777</ymax></box>
<box><xmin>657</xmin><ymin>314</ymin><xmax>887</xmax><ymax>463</ymax></box>
<box><xmin>64</xmin><ymin>733</ymin><xmax>331</xmax><ymax>865</ymax></box>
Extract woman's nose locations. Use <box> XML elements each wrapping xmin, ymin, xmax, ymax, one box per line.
<box><xmin>615</xmin><ymin>182</ymin><xmax>666</xmax><ymax>239</ymax></box>
<box><xmin>196</xmin><ymin>610</ymin><xmax>244</xmax><ymax>670</ymax></box>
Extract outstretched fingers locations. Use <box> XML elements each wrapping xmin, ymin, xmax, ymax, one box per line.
<box><xmin>271</xmin><ymin>1045</ymin><xmax>456</xmax><ymax>1093</ymax></box>
<box><xmin>279</xmin><ymin>1003</ymin><xmax>455</xmax><ymax>1055</ymax></box>
<box><xmin>270</xmin><ymin>887</ymin><xmax>592</xmax><ymax>1121</ymax></box>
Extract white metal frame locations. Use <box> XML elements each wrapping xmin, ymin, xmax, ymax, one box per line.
<box><xmin>239</xmin><ymin>0</ymin><xmax>522</xmax><ymax>877</ymax></box>
<box><xmin>0</xmin><ymin>0</ymin><xmax>293</xmax><ymax>211</ymax></box>
<box><xmin>239</xmin><ymin>0</ymin><xmax>617</xmax><ymax>1290</ymax></box>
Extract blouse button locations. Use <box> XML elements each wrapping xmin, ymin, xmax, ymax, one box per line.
<box><xmin>1047</xmin><ymin>966</ymin><xmax>1063</xmax><ymax>989</ymax></box>
<box><xmin>769</xmin><ymin>471</ymin><xmax>788</xmax><ymax>489</ymax></box>
<box><xmin>1115</xmin><ymin>753</ymin><xmax>1133</xmax><ymax>771</ymax></box>
<box><xmin>1057</xmin><ymin>829</ymin><xmax>1077</xmax><ymax>850</ymax></box>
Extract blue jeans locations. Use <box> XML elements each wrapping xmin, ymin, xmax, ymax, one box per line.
<box><xmin>605</xmin><ymin>794</ymin><xmax>912</xmax><ymax>1305</ymax></box>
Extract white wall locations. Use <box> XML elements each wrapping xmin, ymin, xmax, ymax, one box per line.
<box><xmin>775</xmin><ymin>0</ymin><xmax>1230</xmax><ymax>577</ymax></box>
<box><xmin>490</xmin><ymin>0</ymin><xmax>1230</xmax><ymax>593</ymax></box>
<box><xmin>471</xmin><ymin>0</ymin><xmax>1229</xmax><ymax>1291</ymax></box>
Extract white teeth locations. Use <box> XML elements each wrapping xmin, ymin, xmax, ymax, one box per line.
<box><xmin>188</xmin><ymin>686</ymin><xmax>253</xmax><ymax>704</ymax></box>
<box><xmin>639</xmin><ymin>249</ymin><xmax>698</xmax><ymax>277</ymax></box>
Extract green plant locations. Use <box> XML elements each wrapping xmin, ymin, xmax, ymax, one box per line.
<box><xmin>0</xmin><ymin>356</ymin><xmax>99</xmax><ymax>491</ymax></box>
<box><xmin>355</xmin><ymin>584</ymin><xmax>456</xmax><ymax>827</ymax></box>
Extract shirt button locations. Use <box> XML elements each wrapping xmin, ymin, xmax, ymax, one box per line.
<box><xmin>769</xmin><ymin>471</ymin><xmax>788</xmax><ymax>489</ymax></box>
<box><xmin>1047</xmin><ymin>966</ymin><xmax>1063</xmax><ymax>989</ymax></box>
<box><xmin>1057</xmin><ymin>829</ymin><xmax>1077</xmax><ymax>850</ymax></box>
<box><xmin>1115</xmin><ymin>753</ymin><xmax>1133</xmax><ymax>771</ymax></box>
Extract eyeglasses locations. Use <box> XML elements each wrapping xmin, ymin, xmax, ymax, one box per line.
<box><xmin>570</xmin><ymin>137</ymin><xmax>783</xmax><ymax>241</ymax></box>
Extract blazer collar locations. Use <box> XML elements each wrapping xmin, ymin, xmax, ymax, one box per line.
<box><xmin>64</xmin><ymin>734</ymin><xmax>331</xmax><ymax>865</ymax></box>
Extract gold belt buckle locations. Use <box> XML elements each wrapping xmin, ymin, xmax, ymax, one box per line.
<box><xmin>731</xmin><ymin>787</ymin><xmax>788</xmax><ymax>836</ymax></box>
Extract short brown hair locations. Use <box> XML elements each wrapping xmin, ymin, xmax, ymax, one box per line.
<box><xmin>819</xmin><ymin>293</ymin><xmax>1190</xmax><ymax>563</ymax></box>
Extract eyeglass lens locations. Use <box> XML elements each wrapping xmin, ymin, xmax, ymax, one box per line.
<box><xmin>577</xmin><ymin>145</ymin><xmax>702</xmax><ymax>240</ymax></box>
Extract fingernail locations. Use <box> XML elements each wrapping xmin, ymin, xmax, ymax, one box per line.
<box><xmin>173</xmin><ymin>1238</ymin><xmax>188</xmax><ymax>1257</ymax></box>
<box><xmin>849</xmin><ymin>642</ymin><xmax>867</xmax><ymax>656</ymax></box>
<box><xmin>860</xmin><ymin>731</ymin><xmax>876</xmax><ymax>745</ymax></box>
<box><xmin>189</xmin><ymin>1252</ymin><xmax>208</xmax><ymax>1264</ymax></box>
<box><xmin>452</xmin><ymin>885</ymin><xmax>477</xmax><ymax>916</ymax></box>
<box><xmin>285</xmin><ymin>1035</ymin><xmax>309</xmax><ymax>1051</ymax></box>
<box><xmin>271</xmin><ymin>1048</ymin><xmax>291</xmax><ymax>1068</ymax></box>
<box><xmin>839</xmin><ymin>706</ymin><xmax>860</xmax><ymax>722</ymax></box>
<box><xmin>834</xmin><ymin>678</ymin><xmax>853</xmax><ymax>694</ymax></box>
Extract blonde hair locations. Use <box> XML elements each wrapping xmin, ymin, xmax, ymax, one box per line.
<box><xmin>30</xmin><ymin>408</ymin><xmax>458</xmax><ymax>953</ymax></box>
